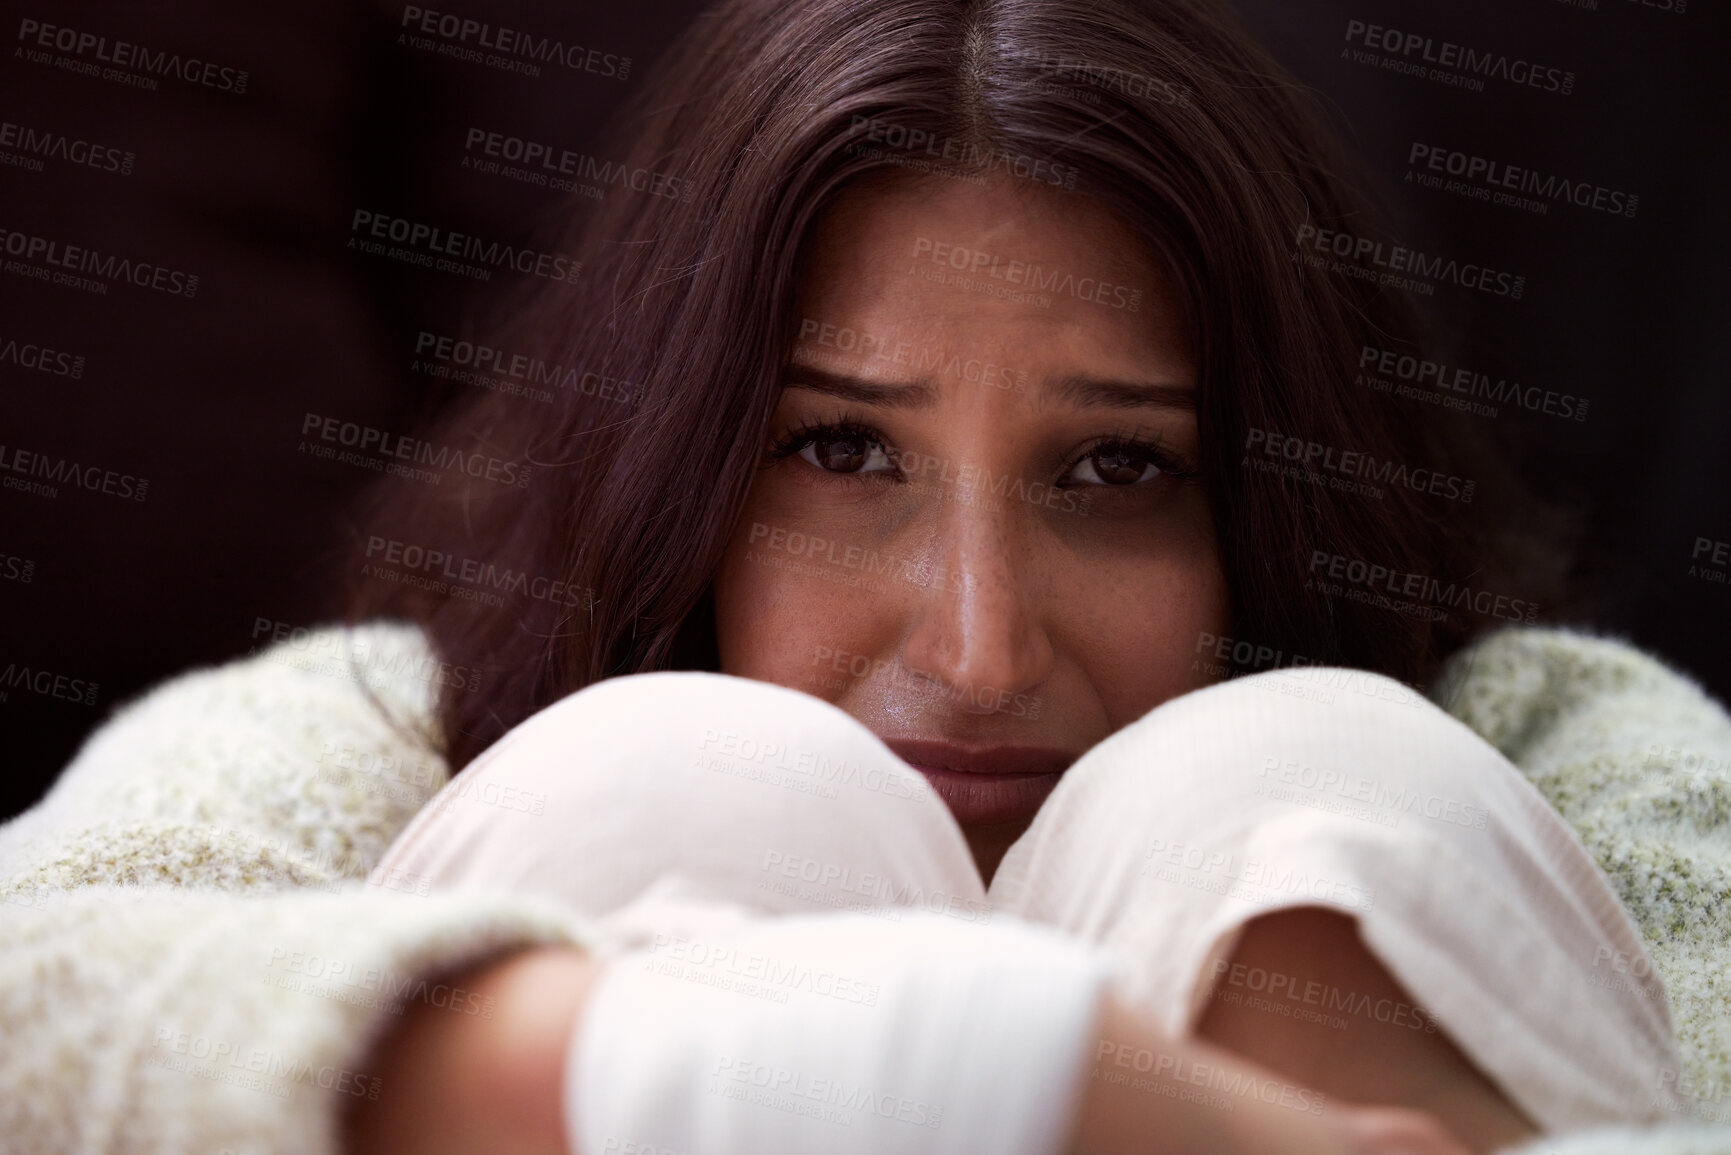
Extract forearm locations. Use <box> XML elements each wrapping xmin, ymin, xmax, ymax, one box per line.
<box><xmin>1068</xmin><ymin>993</ymin><xmax>1303</xmax><ymax>1155</ymax></box>
<box><xmin>1066</xmin><ymin>993</ymin><xmax>1472</xmax><ymax>1155</ymax></box>
<box><xmin>344</xmin><ymin>946</ymin><xmax>1467</xmax><ymax>1155</ymax></box>
<box><xmin>344</xmin><ymin>946</ymin><xmax>596</xmax><ymax>1155</ymax></box>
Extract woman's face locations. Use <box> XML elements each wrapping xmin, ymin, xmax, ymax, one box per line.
<box><xmin>710</xmin><ymin>174</ymin><xmax>1230</xmax><ymax>880</ymax></box>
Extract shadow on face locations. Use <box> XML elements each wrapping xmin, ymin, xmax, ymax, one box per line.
<box><xmin>710</xmin><ymin>172</ymin><xmax>1232</xmax><ymax>880</ymax></box>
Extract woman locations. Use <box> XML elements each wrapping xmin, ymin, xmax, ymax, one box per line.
<box><xmin>3</xmin><ymin>0</ymin><xmax>1727</xmax><ymax>1153</ymax></box>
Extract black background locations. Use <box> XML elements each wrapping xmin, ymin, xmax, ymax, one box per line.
<box><xmin>2</xmin><ymin>0</ymin><xmax>1726</xmax><ymax>821</ymax></box>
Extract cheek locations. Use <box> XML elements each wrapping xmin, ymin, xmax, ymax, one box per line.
<box><xmin>1068</xmin><ymin>533</ymin><xmax>1232</xmax><ymax>728</ymax></box>
<box><xmin>711</xmin><ymin>514</ymin><xmax>878</xmax><ymax>693</ymax></box>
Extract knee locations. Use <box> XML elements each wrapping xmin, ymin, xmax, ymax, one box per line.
<box><xmin>1036</xmin><ymin>664</ymin><xmax>1510</xmax><ymax>852</ymax></box>
<box><xmin>1084</xmin><ymin>664</ymin><xmax>1493</xmax><ymax>786</ymax></box>
<box><xmin>470</xmin><ymin>670</ymin><xmax>923</xmax><ymax>810</ymax></box>
<box><xmin>1157</xmin><ymin>663</ymin><xmax>1448</xmax><ymax>735</ymax></box>
<box><xmin>490</xmin><ymin>670</ymin><xmax>854</xmax><ymax>762</ymax></box>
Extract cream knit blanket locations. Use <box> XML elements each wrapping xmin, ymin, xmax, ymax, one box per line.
<box><xmin>1</xmin><ymin>620</ymin><xmax>1727</xmax><ymax>1153</ymax></box>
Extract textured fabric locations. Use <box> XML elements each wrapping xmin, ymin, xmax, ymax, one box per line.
<box><xmin>568</xmin><ymin>910</ymin><xmax>1111</xmax><ymax>1155</ymax></box>
<box><xmin>381</xmin><ymin>662</ymin><xmax>1681</xmax><ymax>1140</ymax></box>
<box><xmin>0</xmin><ymin>623</ymin><xmax>595</xmax><ymax>1155</ymax></box>
<box><xmin>2</xmin><ymin>618</ymin><xmax>1729</xmax><ymax>1152</ymax></box>
<box><xmin>991</xmin><ymin>664</ymin><xmax>1678</xmax><ymax>1135</ymax></box>
<box><xmin>1430</xmin><ymin>629</ymin><xmax>1731</xmax><ymax>1148</ymax></box>
<box><xmin>373</xmin><ymin>669</ymin><xmax>987</xmax><ymax>952</ymax></box>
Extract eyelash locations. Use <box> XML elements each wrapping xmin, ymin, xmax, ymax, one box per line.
<box><xmin>764</xmin><ymin>411</ymin><xmax>1201</xmax><ymax>487</ymax></box>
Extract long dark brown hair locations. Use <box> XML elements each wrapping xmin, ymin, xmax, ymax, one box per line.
<box><xmin>342</xmin><ymin>0</ymin><xmax>1576</xmax><ymax>772</ymax></box>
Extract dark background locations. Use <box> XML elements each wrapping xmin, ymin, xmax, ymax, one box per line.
<box><xmin>2</xmin><ymin>0</ymin><xmax>1726</xmax><ymax>822</ymax></box>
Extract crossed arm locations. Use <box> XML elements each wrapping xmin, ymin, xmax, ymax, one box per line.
<box><xmin>343</xmin><ymin>939</ymin><xmax>1482</xmax><ymax>1155</ymax></box>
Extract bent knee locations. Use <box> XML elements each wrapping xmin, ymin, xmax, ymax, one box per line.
<box><xmin>476</xmin><ymin>671</ymin><xmax>881</xmax><ymax>784</ymax></box>
<box><xmin>1054</xmin><ymin>663</ymin><xmax>1517</xmax><ymax>823</ymax></box>
<box><xmin>466</xmin><ymin>670</ymin><xmax>948</xmax><ymax>838</ymax></box>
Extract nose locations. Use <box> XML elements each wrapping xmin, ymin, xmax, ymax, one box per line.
<box><xmin>897</xmin><ymin>490</ymin><xmax>1055</xmax><ymax>715</ymax></box>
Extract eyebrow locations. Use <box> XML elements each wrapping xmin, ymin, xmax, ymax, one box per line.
<box><xmin>782</xmin><ymin>362</ymin><xmax>1196</xmax><ymax>411</ymax></box>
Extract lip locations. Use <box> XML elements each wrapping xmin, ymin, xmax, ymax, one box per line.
<box><xmin>882</xmin><ymin>738</ymin><xmax>1076</xmax><ymax>827</ymax></box>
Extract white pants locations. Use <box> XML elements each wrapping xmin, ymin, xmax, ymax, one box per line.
<box><xmin>376</xmin><ymin>665</ymin><xmax>1682</xmax><ymax>1135</ymax></box>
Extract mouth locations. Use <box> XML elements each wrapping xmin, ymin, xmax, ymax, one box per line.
<box><xmin>881</xmin><ymin>738</ymin><xmax>1075</xmax><ymax>827</ymax></box>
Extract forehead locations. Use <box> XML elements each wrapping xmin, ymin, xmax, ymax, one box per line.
<box><xmin>792</xmin><ymin>173</ymin><xmax>1192</xmax><ymax>374</ymax></box>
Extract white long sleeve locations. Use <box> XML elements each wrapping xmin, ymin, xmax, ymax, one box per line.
<box><xmin>3</xmin><ymin>619</ymin><xmax>1729</xmax><ymax>1153</ymax></box>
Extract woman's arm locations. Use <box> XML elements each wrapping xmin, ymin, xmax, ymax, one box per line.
<box><xmin>0</xmin><ymin>623</ymin><xmax>593</xmax><ymax>1155</ymax></box>
<box><xmin>345</xmin><ymin>946</ymin><xmax>596</xmax><ymax>1155</ymax></box>
<box><xmin>343</xmin><ymin>944</ymin><xmax>1470</xmax><ymax>1155</ymax></box>
<box><xmin>1068</xmin><ymin>990</ymin><xmax>1471</xmax><ymax>1155</ymax></box>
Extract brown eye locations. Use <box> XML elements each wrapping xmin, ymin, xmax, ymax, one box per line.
<box><xmin>812</xmin><ymin>434</ymin><xmax>868</xmax><ymax>472</ymax></box>
<box><xmin>795</xmin><ymin>430</ymin><xmax>895</xmax><ymax>475</ymax></box>
<box><xmin>1070</xmin><ymin>444</ymin><xmax>1162</xmax><ymax>486</ymax></box>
